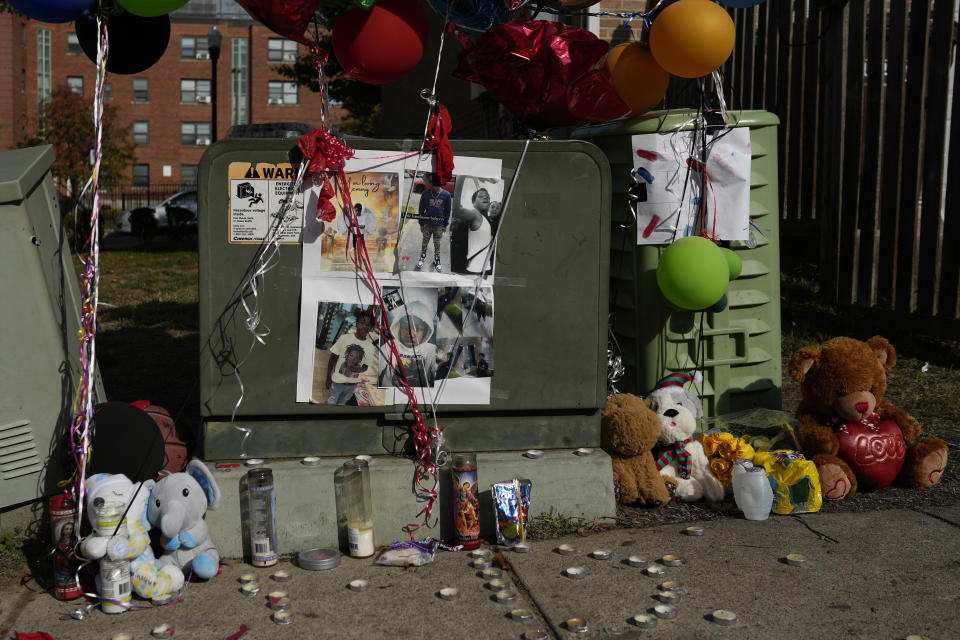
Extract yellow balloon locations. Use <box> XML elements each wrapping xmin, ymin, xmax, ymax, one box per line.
<box><xmin>649</xmin><ymin>0</ymin><xmax>736</xmax><ymax>79</ymax></box>
<box><xmin>606</xmin><ymin>42</ymin><xmax>671</xmax><ymax>117</ymax></box>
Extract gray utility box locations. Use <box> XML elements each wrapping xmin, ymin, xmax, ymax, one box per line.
<box><xmin>0</xmin><ymin>145</ymin><xmax>101</xmax><ymax>509</ymax></box>
<box><xmin>198</xmin><ymin>139</ymin><xmax>612</xmax><ymax>459</ymax></box>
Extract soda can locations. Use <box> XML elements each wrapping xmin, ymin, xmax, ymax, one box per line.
<box><xmin>452</xmin><ymin>453</ymin><xmax>480</xmax><ymax>549</ymax></box>
<box><xmin>49</xmin><ymin>493</ymin><xmax>82</xmax><ymax>600</ymax></box>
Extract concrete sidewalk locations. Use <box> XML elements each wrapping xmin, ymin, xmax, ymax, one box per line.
<box><xmin>2</xmin><ymin>506</ymin><xmax>958</xmax><ymax>640</ymax></box>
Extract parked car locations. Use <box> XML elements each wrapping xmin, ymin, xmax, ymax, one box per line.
<box><xmin>114</xmin><ymin>189</ymin><xmax>198</xmax><ymax>237</ymax></box>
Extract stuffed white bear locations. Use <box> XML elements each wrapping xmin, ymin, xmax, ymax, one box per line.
<box><xmin>82</xmin><ymin>473</ymin><xmax>185</xmax><ymax>601</ymax></box>
<box><xmin>649</xmin><ymin>372</ymin><xmax>725</xmax><ymax>502</ymax></box>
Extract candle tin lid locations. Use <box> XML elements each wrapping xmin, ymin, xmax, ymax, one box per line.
<box><xmin>272</xmin><ymin>610</ymin><xmax>294</xmax><ymax>625</ymax></box>
<box><xmin>438</xmin><ymin>587</ymin><xmax>460</xmax><ymax>601</ymax></box>
<box><xmin>151</xmin><ymin>624</ymin><xmax>174</xmax><ymax>638</ymax></box>
<box><xmin>712</xmin><ymin>609</ymin><xmax>737</xmax><ymax>625</ymax></box>
<box><xmin>348</xmin><ymin>579</ymin><xmax>369</xmax><ymax>592</ymax></box>
<box><xmin>565</xmin><ymin>618</ymin><xmax>590</xmax><ymax>633</ymax></box>
<box><xmin>632</xmin><ymin>614</ymin><xmax>657</xmax><ymax>628</ymax></box>
<box><xmin>653</xmin><ymin>604</ymin><xmax>678</xmax><ymax>619</ymax></box>
<box><xmin>298</xmin><ymin>547</ymin><xmax>341</xmax><ymax>570</ymax></box>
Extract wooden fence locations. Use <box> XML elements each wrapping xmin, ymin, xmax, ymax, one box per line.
<box><xmin>666</xmin><ymin>0</ymin><xmax>960</xmax><ymax>333</ymax></box>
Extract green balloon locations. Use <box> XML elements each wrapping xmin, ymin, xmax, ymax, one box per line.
<box><xmin>656</xmin><ymin>236</ymin><xmax>730</xmax><ymax>310</ymax></box>
<box><xmin>720</xmin><ymin>247</ymin><xmax>742</xmax><ymax>280</ymax></box>
<box><xmin>117</xmin><ymin>0</ymin><xmax>190</xmax><ymax>17</ymax></box>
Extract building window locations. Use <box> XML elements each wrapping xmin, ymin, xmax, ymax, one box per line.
<box><xmin>133</xmin><ymin>164</ymin><xmax>150</xmax><ymax>187</ymax></box>
<box><xmin>267</xmin><ymin>81</ymin><xmax>297</xmax><ymax>106</ymax></box>
<box><xmin>181</xmin><ymin>165</ymin><xmax>198</xmax><ymax>186</ymax></box>
<box><xmin>133</xmin><ymin>77</ymin><xmax>149</xmax><ymax>102</ymax></box>
<box><xmin>37</xmin><ymin>29</ymin><xmax>51</xmax><ymax>109</ymax></box>
<box><xmin>104</xmin><ymin>81</ymin><xmax>112</xmax><ymax>100</ymax></box>
<box><xmin>232</xmin><ymin>37</ymin><xmax>248</xmax><ymax>126</ymax></box>
<box><xmin>181</xmin><ymin>35</ymin><xmax>210</xmax><ymax>60</ymax></box>
<box><xmin>66</xmin><ymin>76</ymin><xmax>84</xmax><ymax>96</ymax></box>
<box><xmin>133</xmin><ymin>121</ymin><xmax>149</xmax><ymax>145</ymax></box>
<box><xmin>266</xmin><ymin>38</ymin><xmax>298</xmax><ymax>62</ymax></box>
<box><xmin>180</xmin><ymin>79</ymin><xmax>212</xmax><ymax>103</ymax></box>
<box><xmin>181</xmin><ymin>122</ymin><xmax>212</xmax><ymax>146</ymax></box>
<box><xmin>67</xmin><ymin>32</ymin><xmax>81</xmax><ymax>55</ymax></box>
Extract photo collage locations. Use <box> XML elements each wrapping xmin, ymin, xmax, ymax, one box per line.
<box><xmin>296</xmin><ymin>152</ymin><xmax>501</xmax><ymax>406</ymax></box>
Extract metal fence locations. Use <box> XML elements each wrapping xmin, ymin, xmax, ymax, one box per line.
<box><xmin>59</xmin><ymin>182</ymin><xmax>196</xmax><ymax>218</ymax></box>
<box><xmin>665</xmin><ymin>0</ymin><xmax>960</xmax><ymax>333</ymax></box>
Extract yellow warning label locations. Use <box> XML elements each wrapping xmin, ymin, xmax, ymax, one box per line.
<box><xmin>227</xmin><ymin>162</ymin><xmax>304</xmax><ymax>244</ymax></box>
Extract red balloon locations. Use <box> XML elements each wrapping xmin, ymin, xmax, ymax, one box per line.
<box><xmin>333</xmin><ymin>0</ymin><xmax>429</xmax><ymax>85</ymax></box>
<box><xmin>236</xmin><ymin>0</ymin><xmax>319</xmax><ymax>44</ymax></box>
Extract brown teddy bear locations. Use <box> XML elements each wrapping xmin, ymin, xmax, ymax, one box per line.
<box><xmin>601</xmin><ymin>393</ymin><xmax>673</xmax><ymax>506</ymax></box>
<box><xmin>788</xmin><ymin>335</ymin><xmax>948</xmax><ymax>500</ymax></box>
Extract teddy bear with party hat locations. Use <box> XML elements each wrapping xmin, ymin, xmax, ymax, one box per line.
<box><xmin>649</xmin><ymin>370</ymin><xmax>725</xmax><ymax>502</ymax></box>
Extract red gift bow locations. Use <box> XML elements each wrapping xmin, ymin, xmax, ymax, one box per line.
<box><xmin>297</xmin><ymin>128</ymin><xmax>355</xmax><ymax>223</ymax></box>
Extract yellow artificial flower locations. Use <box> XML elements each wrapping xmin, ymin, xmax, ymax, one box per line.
<box><xmin>700</xmin><ymin>431</ymin><xmax>735</xmax><ymax>456</ymax></box>
<box><xmin>710</xmin><ymin>457</ymin><xmax>733</xmax><ymax>484</ymax></box>
<box><xmin>719</xmin><ymin>438</ymin><xmax>755</xmax><ymax>462</ymax></box>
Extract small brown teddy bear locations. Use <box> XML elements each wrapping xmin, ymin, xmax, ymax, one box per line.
<box><xmin>601</xmin><ymin>393</ymin><xmax>673</xmax><ymax>506</ymax></box>
<box><xmin>789</xmin><ymin>335</ymin><xmax>948</xmax><ymax>500</ymax></box>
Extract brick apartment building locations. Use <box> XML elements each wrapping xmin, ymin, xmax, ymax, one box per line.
<box><xmin>0</xmin><ymin>0</ymin><xmax>339</xmax><ymax>186</ymax></box>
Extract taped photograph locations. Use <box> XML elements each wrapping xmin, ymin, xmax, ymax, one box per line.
<box><xmin>310</xmin><ymin>301</ymin><xmax>385</xmax><ymax>406</ymax></box>
<box><xmin>378</xmin><ymin>286</ymin><xmax>439</xmax><ymax>389</ymax></box>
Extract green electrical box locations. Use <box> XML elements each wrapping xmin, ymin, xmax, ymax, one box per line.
<box><xmin>575</xmin><ymin>111</ymin><xmax>782</xmax><ymax>417</ymax></box>
<box><xmin>0</xmin><ymin>145</ymin><xmax>100</xmax><ymax>508</ymax></box>
<box><xmin>198</xmin><ymin>138</ymin><xmax>611</xmax><ymax>459</ymax></box>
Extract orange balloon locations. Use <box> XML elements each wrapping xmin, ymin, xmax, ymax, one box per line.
<box><xmin>649</xmin><ymin>0</ymin><xmax>736</xmax><ymax>79</ymax></box>
<box><xmin>606</xmin><ymin>42</ymin><xmax>671</xmax><ymax>117</ymax></box>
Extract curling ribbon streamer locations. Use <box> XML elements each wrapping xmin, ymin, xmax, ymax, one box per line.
<box><xmin>68</xmin><ymin>15</ymin><xmax>109</xmax><ymax>536</ymax></box>
<box><xmin>424</xmin><ymin>103</ymin><xmax>454</xmax><ymax>184</ymax></box>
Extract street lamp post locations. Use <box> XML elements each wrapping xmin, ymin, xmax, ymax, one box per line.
<box><xmin>207</xmin><ymin>26</ymin><xmax>222</xmax><ymax>142</ymax></box>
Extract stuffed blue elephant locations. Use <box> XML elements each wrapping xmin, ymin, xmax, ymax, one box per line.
<box><xmin>147</xmin><ymin>459</ymin><xmax>221</xmax><ymax>580</ymax></box>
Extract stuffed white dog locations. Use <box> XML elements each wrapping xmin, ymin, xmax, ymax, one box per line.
<box><xmin>649</xmin><ymin>371</ymin><xmax>724</xmax><ymax>502</ymax></box>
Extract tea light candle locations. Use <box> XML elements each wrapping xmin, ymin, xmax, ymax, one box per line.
<box><xmin>574</xmin><ymin>447</ymin><xmax>594</xmax><ymax>456</ymax></box>
<box><xmin>661</xmin><ymin>554</ymin><xmax>684</xmax><ymax>566</ymax></box>
<box><xmin>659</xmin><ymin>581</ymin><xmax>684</xmax><ymax>592</ymax></box>
<box><xmin>270</xmin><ymin>596</ymin><xmax>291</xmax><ymax>611</ymax></box>
<box><xmin>653</xmin><ymin>604</ymin><xmax>678</xmax><ymax>619</ymax></box>
<box><xmin>471</xmin><ymin>559</ymin><xmax>492</xmax><ymax>570</ymax></box>
<box><xmin>712</xmin><ymin>609</ymin><xmax>737</xmax><ymax>625</ymax></box>
<box><xmin>238</xmin><ymin>573</ymin><xmax>258</xmax><ymax>584</ymax></box>
<box><xmin>523</xmin><ymin>632</ymin><xmax>548</xmax><ymax>640</ymax></box>
<box><xmin>684</xmin><ymin>526</ymin><xmax>705</xmax><ymax>536</ymax></box>
<box><xmin>240</xmin><ymin>582</ymin><xmax>261</xmax><ymax>597</ymax></box>
<box><xmin>785</xmin><ymin>553</ymin><xmax>807</xmax><ymax>566</ymax></box>
<box><xmin>481</xmin><ymin>567</ymin><xmax>503</xmax><ymax>580</ymax></box>
<box><xmin>659</xmin><ymin>591</ymin><xmax>682</xmax><ymax>604</ymax></box>
<box><xmin>632</xmin><ymin>614</ymin><xmax>657</xmax><ymax>628</ymax></box>
<box><xmin>348</xmin><ymin>579</ymin><xmax>369</xmax><ymax>592</ymax></box>
<box><xmin>627</xmin><ymin>555</ymin><xmax>648</xmax><ymax>568</ymax></box>
<box><xmin>151</xmin><ymin>624</ymin><xmax>174</xmax><ymax>638</ymax></box>
<box><xmin>487</xmin><ymin>578</ymin><xmax>511</xmax><ymax>591</ymax></box>
<box><xmin>245</xmin><ymin>458</ymin><xmax>264</xmax><ymax>467</ymax></box>
<box><xmin>354</xmin><ymin>454</ymin><xmax>372</xmax><ymax>463</ymax></box>
<box><xmin>470</xmin><ymin>548</ymin><xmax>492</xmax><ymax>560</ymax></box>
<box><xmin>564</xmin><ymin>566</ymin><xmax>586</xmax><ymax>579</ymax></box>
<box><xmin>512</xmin><ymin>542</ymin><xmax>532</xmax><ymax>553</ymax></box>
<box><xmin>590</xmin><ymin>549</ymin><xmax>612</xmax><ymax>560</ymax></box>
<box><xmin>645</xmin><ymin>564</ymin><xmax>666</xmax><ymax>576</ymax></box>
<box><xmin>524</xmin><ymin>449</ymin><xmax>544</xmax><ymax>459</ymax></box>
<box><xmin>272</xmin><ymin>610</ymin><xmax>294</xmax><ymax>625</ymax></box>
<box><xmin>556</xmin><ymin>543</ymin><xmax>577</xmax><ymax>555</ymax></box>
<box><xmin>564</xmin><ymin>618</ymin><xmax>589</xmax><ymax>633</ymax></box>
<box><xmin>271</xmin><ymin>569</ymin><xmax>292</xmax><ymax>582</ymax></box>
<box><xmin>301</xmin><ymin>456</ymin><xmax>321</xmax><ymax>466</ymax></box>
<box><xmin>496</xmin><ymin>589</ymin><xmax>519</xmax><ymax>603</ymax></box>
<box><xmin>267</xmin><ymin>590</ymin><xmax>288</xmax><ymax>601</ymax></box>
<box><xmin>510</xmin><ymin>608</ymin><xmax>534</xmax><ymax>620</ymax></box>
<box><xmin>438</xmin><ymin>587</ymin><xmax>460</xmax><ymax>601</ymax></box>
<box><xmin>111</xmin><ymin>634</ymin><xmax>134</xmax><ymax>640</ymax></box>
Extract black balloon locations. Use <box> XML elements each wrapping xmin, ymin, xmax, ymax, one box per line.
<box><xmin>75</xmin><ymin>9</ymin><xmax>170</xmax><ymax>75</ymax></box>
